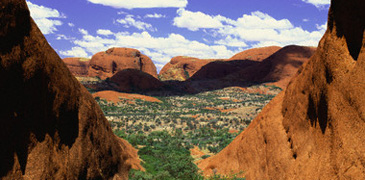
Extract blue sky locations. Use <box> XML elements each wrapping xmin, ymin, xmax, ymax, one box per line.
<box><xmin>26</xmin><ymin>0</ymin><xmax>330</xmax><ymax>71</ymax></box>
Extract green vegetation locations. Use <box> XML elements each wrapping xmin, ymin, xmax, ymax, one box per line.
<box><xmin>90</xmin><ymin>85</ymin><xmax>281</xmax><ymax>179</ymax></box>
<box><xmin>99</xmin><ymin>85</ymin><xmax>280</xmax><ymax>135</ymax></box>
<box><xmin>115</xmin><ymin>129</ymin><xmax>245</xmax><ymax>180</ymax></box>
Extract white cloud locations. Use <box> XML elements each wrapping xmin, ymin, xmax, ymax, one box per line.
<box><xmin>97</xmin><ymin>29</ymin><xmax>114</xmax><ymax>36</ymax></box>
<box><xmin>173</xmin><ymin>8</ymin><xmax>224</xmax><ymax>31</ymax></box>
<box><xmin>87</xmin><ymin>0</ymin><xmax>187</xmax><ymax>9</ymax></box>
<box><xmin>302</xmin><ymin>0</ymin><xmax>330</xmax><ymax>8</ymax></box>
<box><xmin>56</xmin><ymin>34</ymin><xmax>74</xmax><ymax>41</ymax></box>
<box><xmin>78</xmin><ymin>28</ymin><xmax>89</xmax><ymax>35</ymax></box>
<box><xmin>173</xmin><ymin>9</ymin><xmax>326</xmax><ymax>48</ymax></box>
<box><xmin>117</xmin><ymin>15</ymin><xmax>156</xmax><ymax>31</ymax></box>
<box><xmin>155</xmin><ymin>63</ymin><xmax>165</xmax><ymax>71</ymax></box>
<box><xmin>144</xmin><ymin>13</ymin><xmax>166</xmax><ymax>19</ymax></box>
<box><xmin>234</xmin><ymin>11</ymin><xmax>293</xmax><ymax>30</ymax></box>
<box><xmin>26</xmin><ymin>1</ymin><xmax>65</xmax><ymax>34</ymax></box>
<box><xmin>68</xmin><ymin>23</ymin><xmax>75</xmax><ymax>27</ymax></box>
<box><xmin>214</xmin><ymin>36</ymin><xmax>248</xmax><ymax>47</ymax></box>
<box><xmin>174</xmin><ymin>10</ymin><xmax>293</xmax><ymax>31</ymax></box>
<box><xmin>59</xmin><ymin>47</ymin><xmax>89</xmax><ymax>57</ymax></box>
<box><xmin>63</xmin><ymin>30</ymin><xmax>239</xmax><ymax>65</ymax></box>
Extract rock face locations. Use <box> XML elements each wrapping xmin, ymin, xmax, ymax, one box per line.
<box><xmin>63</xmin><ymin>57</ymin><xmax>90</xmax><ymax>77</ymax></box>
<box><xmin>198</xmin><ymin>0</ymin><xmax>365</xmax><ymax>179</ymax></box>
<box><xmin>159</xmin><ymin>47</ymin><xmax>281</xmax><ymax>82</ymax></box>
<box><xmin>0</xmin><ymin>0</ymin><xmax>138</xmax><ymax>179</ymax></box>
<box><xmin>228</xmin><ymin>46</ymin><xmax>281</xmax><ymax>61</ymax></box>
<box><xmin>110</xmin><ymin>69</ymin><xmax>164</xmax><ymax>92</ymax></box>
<box><xmin>89</xmin><ymin>47</ymin><xmax>157</xmax><ymax>79</ymax></box>
<box><xmin>159</xmin><ymin>56</ymin><xmax>216</xmax><ymax>81</ymax></box>
<box><xmin>233</xmin><ymin>45</ymin><xmax>316</xmax><ymax>88</ymax></box>
<box><xmin>190</xmin><ymin>45</ymin><xmax>315</xmax><ymax>89</ymax></box>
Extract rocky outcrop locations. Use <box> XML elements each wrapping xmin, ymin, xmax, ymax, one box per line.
<box><xmin>158</xmin><ymin>56</ymin><xmax>216</xmax><ymax>81</ymax></box>
<box><xmin>110</xmin><ymin>69</ymin><xmax>164</xmax><ymax>92</ymax></box>
<box><xmin>198</xmin><ymin>0</ymin><xmax>365</xmax><ymax>179</ymax></box>
<box><xmin>228</xmin><ymin>46</ymin><xmax>281</xmax><ymax>61</ymax></box>
<box><xmin>159</xmin><ymin>47</ymin><xmax>281</xmax><ymax>82</ymax></box>
<box><xmin>89</xmin><ymin>47</ymin><xmax>157</xmax><ymax>79</ymax></box>
<box><xmin>232</xmin><ymin>45</ymin><xmax>316</xmax><ymax>88</ymax></box>
<box><xmin>63</xmin><ymin>57</ymin><xmax>90</xmax><ymax>77</ymax></box>
<box><xmin>0</xmin><ymin>0</ymin><xmax>139</xmax><ymax>179</ymax></box>
<box><xmin>190</xmin><ymin>45</ymin><xmax>315</xmax><ymax>89</ymax></box>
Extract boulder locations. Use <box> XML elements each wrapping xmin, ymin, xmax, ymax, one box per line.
<box><xmin>89</xmin><ymin>47</ymin><xmax>157</xmax><ymax>79</ymax></box>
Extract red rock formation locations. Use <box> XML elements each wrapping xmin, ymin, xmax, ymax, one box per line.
<box><xmin>159</xmin><ymin>56</ymin><xmax>216</xmax><ymax>81</ymax></box>
<box><xmin>159</xmin><ymin>47</ymin><xmax>281</xmax><ymax>82</ymax></box>
<box><xmin>190</xmin><ymin>45</ymin><xmax>315</xmax><ymax>89</ymax></box>
<box><xmin>89</xmin><ymin>47</ymin><xmax>157</xmax><ymax>79</ymax></box>
<box><xmin>0</xmin><ymin>0</ymin><xmax>140</xmax><ymax>179</ymax></box>
<box><xmin>228</xmin><ymin>46</ymin><xmax>281</xmax><ymax>61</ymax></box>
<box><xmin>110</xmin><ymin>69</ymin><xmax>164</xmax><ymax>92</ymax></box>
<box><xmin>63</xmin><ymin>57</ymin><xmax>90</xmax><ymax>77</ymax></box>
<box><xmin>198</xmin><ymin>0</ymin><xmax>365</xmax><ymax>179</ymax></box>
<box><xmin>234</xmin><ymin>45</ymin><xmax>316</xmax><ymax>88</ymax></box>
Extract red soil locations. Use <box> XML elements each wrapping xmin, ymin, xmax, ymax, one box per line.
<box><xmin>93</xmin><ymin>90</ymin><xmax>162</xmax><ymax>103</ymax></box>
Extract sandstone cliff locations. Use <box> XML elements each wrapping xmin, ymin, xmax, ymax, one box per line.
<box><xmin>198</xmin><ymin>0</ymin><xmax>365</xmax><ymax>179</ymax></box>
<box><xmin>63</xmin><ymin>57</ymin><xmax>90</xmax><ymax>77</ymax></box>
<box><xmin>0</xmin><ymin>0</ymin><xmax>140</xmax><ymax>179</ymax></box>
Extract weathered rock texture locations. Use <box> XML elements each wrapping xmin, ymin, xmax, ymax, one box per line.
<box><xmin>0</xmin><ymin>0</ymin><xmax>139</xmax><ymax>179</ymax></box>
<box><xmin>62</xmin><ymin>57</ymin><xmax>90</xmax><ymax>77</ymax></box>
<box><xmin>198</xmin><ymin>0</ymin><xmax>365</xmax><ymax>179</ymax></box>
<box><xmin>88</xmin><ymin>48</ymin><xmax>157</xmax><ymax>79</ymax></box>
<box><xmin>110</xmin><ymin>69</ymin><xmax>164</xmax><ymax>92</ymax></box>
<box><xmin>158</xmin><ymin>56</ymin><xmax>216</xmax><ymax>81</ymax></box>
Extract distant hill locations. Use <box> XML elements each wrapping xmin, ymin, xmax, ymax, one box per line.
<box><xmin>189</xmin><ymin>45</ymin><xmax>316</xmax><ymax>89</ymax></box>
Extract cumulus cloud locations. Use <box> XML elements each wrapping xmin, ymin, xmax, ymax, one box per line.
<box><xmin>59</xmin><ymin>47</ymin><xmax>89</xmax><ymax>57</ymax></box>
<box><xmin>56</xmin><ymin>34</ymin><xmax>75</xmax><ymax>41</ymax></box>
<box><xmin>97</xmin><ymin>29</ymin><xmax>114</xmax><ymax>36</ymax></box>
<box><xmin>62</xmin><ymin>29</ymin><xmax>238</xmax><ymax>65</ymax></box>
<box><xmin>117</xmin><ymin>15</ymin><xmax>156</xmax><ymax>31</ymax></box>
<box><xmin>78</xmin><ymin>28</ymin><xmax>89</xmax><ymax>35</ymax></box>
<box><xmin>234</xmin><ymin>11</ymin><xmax>293</xmax><ymax>30</ymax></box>
<box><xmin>214</xmin><ymin>36</ymin><xmax>248</xmax><ymax>47</ymax></box>
<box><xmin>26</xmin><ymin>1</ymin><xmax>65</xmax><ymax>34</ymax></box>
<box><xmin>144</xmin><ymin>13</ymin><xmax>166</xmax><ymax>19</ymax></box>
<box><xmin>302</xmin><ymin>0</ymin><xmax>330</xmax><ymax>8</ymax></box>
<box><xmin>173</xmin><ymin>8</ymin><xmax>224</xmax><ymax>31</ymax></box>
<box><xmin>174</xmin><ymin>9</ymin><xmax>326</xmax><ymax>47</ymax></box>
<box><xmin>87</xmin><ymin>0</ymin><xmax>187</xmax><ymax>9</ymax></box>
